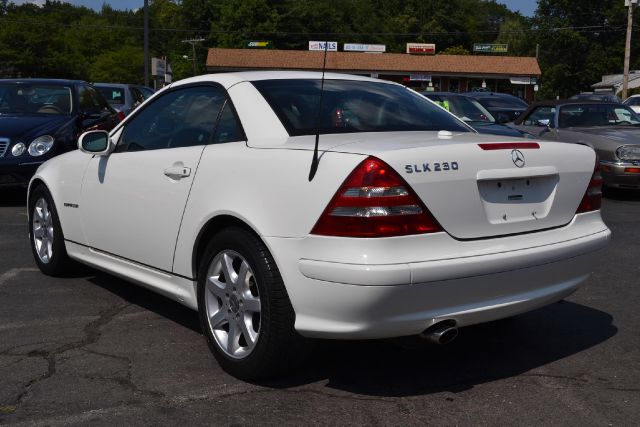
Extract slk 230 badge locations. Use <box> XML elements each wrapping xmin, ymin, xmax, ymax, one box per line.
<box><xmin>404</xmin><ymin>162</ymin><xmax>459</xmax><ymax>174</ymax></box>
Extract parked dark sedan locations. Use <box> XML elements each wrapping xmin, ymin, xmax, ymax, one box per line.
<box><xmin>461</xmin><ymin>91</ymin><xmax>528</xmax><ymax>123</ymax></box>
<box><xmin>0</xmin><ymin>79</ymin><xmax>120</xmax><ymax>186</ymax></box>
<box><xmin>421</xmin><ymin>92</ymin><xmax>531</xmax><ymax>138</ymax></box>
<box><xmin>512</xmin><ymin>100</ymin><xmax>640</xmax><ymax>189</ymax></box>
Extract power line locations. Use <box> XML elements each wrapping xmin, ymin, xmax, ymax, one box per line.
<box><xmin>0</xmin><ymin>17</ymin><xmax>630</xmax><ymax>37</ymax></box>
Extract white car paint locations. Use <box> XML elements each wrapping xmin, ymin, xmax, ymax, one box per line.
<box><xmin>30</xmin><ymin>71</ymin><xmax>610</xmax><ymax>340</ymax></box>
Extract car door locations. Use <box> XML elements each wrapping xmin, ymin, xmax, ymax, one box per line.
<box><xmin>80</xmin><ymin>84</ymin><xmax>227</xmax><ymax>271</ymax></box>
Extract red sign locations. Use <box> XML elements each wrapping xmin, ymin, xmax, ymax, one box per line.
<box><xmin>406</xmin><ymin>43</ymin><xmax>436</xmax><ymax>55</ymax></box>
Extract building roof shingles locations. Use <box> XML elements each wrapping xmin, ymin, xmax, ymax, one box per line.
<box><xmin>206</xmin><ymin>48</ymin><xmax>541</xmax><ymax>76</ymax></box>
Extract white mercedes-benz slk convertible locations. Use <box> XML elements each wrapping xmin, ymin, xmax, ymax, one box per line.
<box><xmin>28</xmin><ymin>71</ymin><xmax>610</xmax><ymax>379</ymax></box>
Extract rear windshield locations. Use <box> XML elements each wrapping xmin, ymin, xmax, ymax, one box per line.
<box><xmin>96</xmin><ymin>86</ymin><xmax>126</xmax><ymax>105</ymax></box>
<box><xmin>252</xmin><ymin>79</ymin><xmax>469</xmax><ymax>136</ymax></box>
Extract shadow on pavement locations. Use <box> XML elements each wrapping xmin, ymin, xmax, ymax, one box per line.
<box><xmin>87</xmin><ymin>271</ymin><xmax>201</xmax><ymax>334</ymax></box>
<box><xmin>84</xmin><ymin>270</ymin><xmax>616</xmax><ymax>397</ymax></box>
<box><xmin>0</xmin><ymin>187</ymin><xmax>27</xmax><ymax>207</ymax></box>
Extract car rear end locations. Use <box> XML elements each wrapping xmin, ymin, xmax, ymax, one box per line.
<box><xmin>238</xmin><ymin>74</ymin><xmax>609</xmax><ymax>340</ymax></box>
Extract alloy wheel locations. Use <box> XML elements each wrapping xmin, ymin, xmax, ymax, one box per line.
<box><xmin>32</xmin><ymin>197</ymin><xmax>54</xmax><ymax>264</ymax></box>
<box><xmin>204</xmin><ymin>250</ymin><xmax>262</xmax><ymax>359</ymax></box>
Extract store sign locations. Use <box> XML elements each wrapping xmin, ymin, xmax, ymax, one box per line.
<box><xmin>308</xmin><ymin>41</ymin><xmax>338</xmax><ymax>51</ymax></box>
<box><xmin>151</xmin><ymin>57</ymin><xmax>166</xmax><ymax>76</ymax></box>
<box><xmin>406</xmin><ymin>43</ymin><xmax>436</xmax><ymax>55</ymax></box>
<box><xmin>246</xmin><ymin>40</ymin><xmax>273</xmax><ymax>49</ymax></box>
<box><xmin>344</xmin><ymin>43</ymin><xmax>386</xmax><ymax>53</ymax></box>
<box><xmin>510</xmin><ymin>76</ymin><xmax>535</xmax><ymax>85</ymax></box>
<box><xmin>473</xmin><ymin>43</ymin><xmax>508</xmax><ymax>54</ymax></box>
<box><xmin>410</xmin><ymin>73</ymin><xmax>432</xmax><ymax>82</ymax></box>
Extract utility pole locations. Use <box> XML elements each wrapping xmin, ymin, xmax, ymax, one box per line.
<box><xmin>144</xmin><ymin>0</ymin><xmax>149</xmax><ymax>87</ymax></box>
<box><xmin>182</xmin><ymin>38</ymin><xmax>205</xmax><ymax>76</ymax></box>
<box><xmin>622</xmin><ymin>0</ymin><xmax>637</xmax><ymax>99</ymax></box>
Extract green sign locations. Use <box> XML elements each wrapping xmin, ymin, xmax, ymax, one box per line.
<box><xmin>245</xmin><ymin>40</ymin><xmax>273</xmax><ymax>49</ymax></box>
<box><xmin>473</xmin><ymin>43</ymin><xmax>508</xmax><ymax>54</ymax></box>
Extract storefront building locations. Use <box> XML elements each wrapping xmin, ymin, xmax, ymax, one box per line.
<box><xmin>205</xmin><ymin>47</ymin><xmax>541</xmax><ymax>102</ymax></box>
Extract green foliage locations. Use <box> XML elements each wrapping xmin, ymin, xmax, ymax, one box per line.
<box><xmin>89</xmin><ymin>46</ymin><xmax>145</xmax><ymax>83</ymax></box>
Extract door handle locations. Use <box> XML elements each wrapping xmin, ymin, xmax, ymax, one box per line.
<box><xmin>164</xmin><ymin>166</ymin><xmax>191</xmax><ymax>180</ymax></box>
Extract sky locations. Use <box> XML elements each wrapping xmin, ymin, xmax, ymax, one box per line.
<box><xmin>12</xmin><ymin>0</ymin><xmax>538</xmax><ymax>17</ymax></box>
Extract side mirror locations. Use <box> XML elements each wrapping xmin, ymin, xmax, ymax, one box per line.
<box><xmin>537</xmin><ymin>119</ymin><xmax>551</xmax><ymax>127</ymax></box>
<box><xmin>78</xmin><ymin>130</ymin><xmax>111</xmax><ymax>156</ymax></box>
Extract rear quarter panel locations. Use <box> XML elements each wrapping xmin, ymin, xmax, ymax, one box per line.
<box><xmin>172</xmin><ymin>142</ymin><xmax>365</xmax><ymax>278</ymax></box>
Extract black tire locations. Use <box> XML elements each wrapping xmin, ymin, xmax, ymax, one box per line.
<box><xmin>28</xmin><ymin>185</ymin><xmax>74</xmax><ymax>276</ymax></box>
<box><xmin>197</xmin><ymin>226</ymin><xmax>307</xmax><ymax>380</ymax></box>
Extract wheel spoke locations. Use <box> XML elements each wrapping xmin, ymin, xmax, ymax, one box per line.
<box><xmin>237</xmin><ymin>260</ymin><xmax>250</xmax><ymax>292</ymax></box>
<box><xmin>243</xmin><ymin>295</ymin><xmax>261</xmax><ymax>313</ymax></box>
<box><xmin>221</xmin><ymin>253</ymin><xmax>237</xmax><ymax>285</ymax></box>
<box><xmin>206</xmin><ymin>276</ymin><xmax>227</xmax><ymax>298</ymax></box>
<box><xmin>240</xmin><ymin>316</ymin><xmax>258</xmax><ymax>346</ymax></box>
<box><xmin>208</xmin><ymin>309</ymin><xmax>227</xmax><ymax>330</ymax></box>
<box><xmin>227</xmin><ymin>320</ymin><xmax>240</xmax><ymax>354</ymax></box>
<box><xmin>38</xmin><ymin>238</ymin><xmax>48</xmax><ymax>258</ymax></box>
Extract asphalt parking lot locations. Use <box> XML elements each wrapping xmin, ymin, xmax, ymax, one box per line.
<box><xmin>0</xmin><ymin>187</ymin><xmax>638</xmax><ymax>426</ymax></box>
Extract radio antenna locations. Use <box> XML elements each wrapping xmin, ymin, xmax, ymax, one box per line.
<box><xmin>308</xmin><ymin>40</ymin><xmax>330</xmax><ymax>182</ymax></box>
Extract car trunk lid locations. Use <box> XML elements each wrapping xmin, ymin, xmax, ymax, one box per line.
<box><xmin>287</xmin><ymin>132</ymin><xmax>595</xmax><ymax>239</ymax></box>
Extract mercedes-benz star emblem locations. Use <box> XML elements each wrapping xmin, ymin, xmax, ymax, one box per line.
<box><xmin>511</xmin><ymin>149</ymin><xmax>525</xmax><ymax>168</ymax></box>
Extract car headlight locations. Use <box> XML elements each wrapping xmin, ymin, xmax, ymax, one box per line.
<box><xmin>28</xmin><ymin>135</ymin><xmax>54</xmax><ymax>157</ymax></box>
<box><xmin>11</xmin><ymin>142</ymin><xmax>26</xmax><ymax>157</ymax></box>
<box><xmin>616</xmin><ymin>145</ymin><xmax>640</xmax><ymax>161</ymax></box>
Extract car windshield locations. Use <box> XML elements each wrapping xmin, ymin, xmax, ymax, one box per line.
<box><xmin>558</xmin><ymin>104</ymin><xmax>640</xmax><ymax>127</ymax></box>
<box><xmin>0</xmin><ymin>84</ymin><xmax>72</xmax><ymax>115</ymax></box>
<box><xmin>475</xmin><ymin>96</ymin><xmax>528</xmax><ymax>109</ymax></box>
<box><xmin>96</xmin><ymin>86</ymin><xmax>126</xmax><ymax>105</ymax></box>
<box><xmin>253</xmin><ymin>79</ymin><xmax>470</xmax><ymax>136</ymax></box>
<box><xmin>428</xmin><ymin>95</ymin><xmax>496</xmax><ymax>124</ymax></box>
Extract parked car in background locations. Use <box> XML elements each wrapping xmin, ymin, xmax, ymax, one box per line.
<box><xmin>512</xmin><ymin>100</ymin><xmax>640</xmax><ymax>189</ymax></box>
<box><xmin>461</xmin><ymin>91</ymin><xmax>528</xmax><ymax>123</ymax></box>
<box><xmin>571</xmin><ymin>92</ymin><xmax>622</xmax><ymax>103</ymax></box>
<box><xmin>29</xmin><ymin>71</ymin><xmax>609</xmax><ymax>380</ymax></box>
<box><xmin>0</xmin><ymin>79</ymin><xmax>120</xmax><ymax>187</ymax></box>
<box><xmin>94</xmin><ymin>83</ymin><xmax>155</xmax><ymax>117</ymax></box>
<box><xmin>421</xmin><ymin>92</ymin><xmax>532</xmax><ymax>138</ymax></box>
<box><xmin>623</xmin><ymin>94</ymin><xmax>640</xmax><ymax>114</ymax></box>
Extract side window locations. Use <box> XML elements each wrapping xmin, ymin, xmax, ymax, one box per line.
<box><xmin>523</xmin><ymin>107</ymin><xmax>556</xmax><ymax>126</ymax></box>
<box><xmin>213</xmin><ymin>101</ymin><xmax>245</xmax><ymax>143</ymax></box>
<box><xmin>116</xmin><ymin>85</ymin><xmax>225</xmax><ymax>153</ymax></box>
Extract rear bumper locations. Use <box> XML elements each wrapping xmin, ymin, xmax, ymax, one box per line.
<box><xmin>265</xmin><ymin>212</ymin><xmax>610</xmax><ymax>339</ymax></box>
<box><xmin>601</xmin><ymin>160</ymin><xmax>640</xmax><ymax>189</ymax></box>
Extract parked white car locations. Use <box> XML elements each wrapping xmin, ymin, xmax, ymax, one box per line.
<box><xmin>623</xmin><ymin>94</ymin><xmax>640</xmax><ymax>114</ymax></box>
<box><xmin>28</xmin><ymin>72</ymin><xmax>610</xmax><ymax>380</ymax></box>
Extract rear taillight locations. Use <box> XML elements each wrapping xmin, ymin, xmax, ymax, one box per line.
<box><xmin>118</xmin><ymin>111</ymin><xmax>126</xmax><ymax>122</ymax></box>
<box><xmin>576</xmin><ymin>159</ymin><xmax>603</xmax><ymax>213</ymax></box>
<box><xmin>311</xmin><ymin>156</ymin><xmax>442</xmax><ymax>237</ymax></box>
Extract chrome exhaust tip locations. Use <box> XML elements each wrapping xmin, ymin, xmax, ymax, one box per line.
<box><xmin>419</xmin><ymin>320</ymin><xmax>458</xmax><ymax>345</ymax></box>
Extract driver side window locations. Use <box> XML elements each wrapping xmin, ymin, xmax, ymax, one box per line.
<box><xmin>116</xmin><ymin>85</ymin><xmax>226</xmax><ymax>153</ymax></box>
